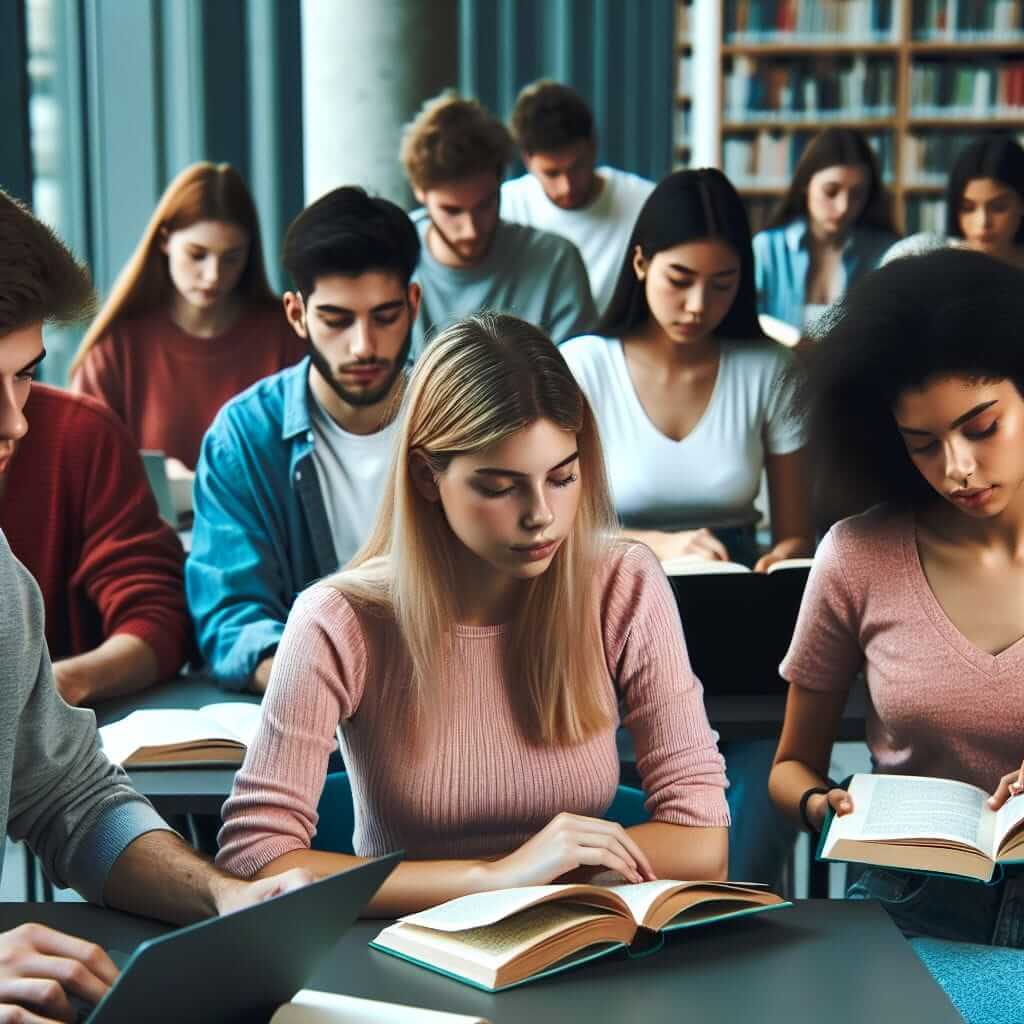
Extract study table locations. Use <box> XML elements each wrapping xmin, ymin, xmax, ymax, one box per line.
<box><xmin>0</xmin><ymin>899</ymin><xmax>963</xmax><ymax>1023</ymax></box>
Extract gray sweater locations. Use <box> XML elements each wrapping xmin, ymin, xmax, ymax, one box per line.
<box><xmin>0</xmin><ymin>531</ymin><xmax>167</xmax><ymax>903</ymax></box>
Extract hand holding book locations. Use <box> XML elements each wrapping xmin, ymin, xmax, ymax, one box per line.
<box><xmin>987</xmin><ymin>759</ymin><xmax>1024</xmax><ymax>811</ymax></box>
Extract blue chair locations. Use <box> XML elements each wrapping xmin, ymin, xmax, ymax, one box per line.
<box><xmin>311</xmin><ymin>774</ymin><xmax>649</xmax><ymax>856</ymax></box>
<box><xmin>312</xmin><ymin>771</ymin><xmax>357</xmax><ymax>854</ymax></box>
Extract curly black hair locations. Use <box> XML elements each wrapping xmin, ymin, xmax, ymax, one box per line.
<box><xmin>801</xmin><ymin>247</ymin><xmax>1024</xmax><ymax>521</ymax></box>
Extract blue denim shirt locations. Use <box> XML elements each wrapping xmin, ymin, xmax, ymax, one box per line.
<box><xmin>186</xmin><ymin>358</ymin><xmax>339</xmax><ymax>689</ymax></box>
<box><xmin>753</xmin><ymin>219</ymin><xmax>898</xmax><ymax>328</ymax></box>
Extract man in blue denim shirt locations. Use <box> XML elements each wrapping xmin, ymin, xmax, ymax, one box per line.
<box><xmin>187</xmin><ymin>187</ymin><xmax>421</xmax><ymax>692</ymax></box>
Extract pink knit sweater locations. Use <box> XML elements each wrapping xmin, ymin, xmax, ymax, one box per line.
<box><xmin>216</xmin><ymin>543</ymin><xmax>729</xmax><ymax>877</ymax></box>
<box><xmin>782</xmin><ymin>504</ymin><xmax>1024</xmax><ymax>792</ymax></box>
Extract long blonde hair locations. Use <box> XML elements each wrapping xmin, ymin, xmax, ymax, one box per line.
<box><xmin>331</xmin><ymin>313</ymin><xmax>619</xmax><ymax>747</ymax></box>
<box><xmin>72</xmin><ymin>162</ymin><xmax>279</xmax><ymax>373</ymax></box>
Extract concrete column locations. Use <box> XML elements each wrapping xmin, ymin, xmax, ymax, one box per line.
<box><xmin>301</xmin><ymin>0</ymin><xmax>459</xmax><ymax>209</ymax></box>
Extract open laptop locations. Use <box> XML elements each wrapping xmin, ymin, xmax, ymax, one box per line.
<box><xmin>82</xmin><ymin>852</ymin><xmax>401</xmax><ymax>1023</ymax></box>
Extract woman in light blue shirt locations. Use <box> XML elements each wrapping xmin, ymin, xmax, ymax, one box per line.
<box><xmin>753</xmin><ymin>128</ymin><xmax>899</xmax><ymax>333</ymax></box>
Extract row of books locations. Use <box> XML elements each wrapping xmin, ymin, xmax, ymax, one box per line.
<box><xmin>724</xmin><ymin>0</ymin><xmax>897</xmax><ymax>41</ymax></box>
<box><xmin>725</xmin><ymin>56</ymin><xmax>896</xmax><ymax>124</ymax></box>
<box><xmin>902</xmin><ymin>129</ymin><xmax>1024</xmax><ymax>184</ymax></box>
<box><xmin>722</xmin><ymin>129</ymin><xmax>895</xmax><ymax>189</ymax></box>
<box><xmin>911</xmin><ymin>0</ymin><xmax>1024</xmax><ymax>37</ymax></box>
<box><xmin>910</xmin><ymin>60</ymin><xmax>1024</xmax><ymax>116</ymax></box>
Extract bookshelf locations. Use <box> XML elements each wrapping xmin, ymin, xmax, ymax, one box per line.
<box><xmin>676</xmin><ymin>0</ymin><xmax>694</xmax><ymax>167</ymax></box>
<box><xmin>678</xmin><ymin>0</ymin><xmax>1024</xmax><ymax>233</ymax></box>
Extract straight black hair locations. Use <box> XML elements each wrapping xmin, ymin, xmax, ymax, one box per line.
<box><xmin>598</xmin><ymin>168</ymin><xmax>763</xmax><ymax>340</ymax></box>
<box><xmin>282</xmin><ymin>186</ymin><xmax>420</xmax><ymax>297</ymax></box>
<box><xmin>945</xmin><ymin>135</ymin><xmax>1024</xmax><ymax>242</ymax></box>
<box><xmin>801</xmin><ymin>247</ymin><xmax>1024</xmax><ymax>522</ymax></box>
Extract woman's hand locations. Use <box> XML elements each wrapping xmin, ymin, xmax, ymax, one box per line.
<box><xmin>805</xmin><ymin>788</ymin><xmax>854</xmax><ymax>832</ymax></box>
<box><xmin>988</xmin><ymin>760</ymin><xmax>1024</xmax><ymax>810</ymax></box>
<box><xmin>753</xmin><ymin>536</ymin><xmax>813</xmax><ymax>573</ymax></box>
<box><xmin>484</xmin><ymin>813</ymin><xmax>658</xmax><ymax>889</ymax></box>
<box><xmin>663</xmin><ymin>529</ymin><xmax>730</xmax><ymax>563</ymax></box>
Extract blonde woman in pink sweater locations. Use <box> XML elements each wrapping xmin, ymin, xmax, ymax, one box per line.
<box><xmin>217</xmin><ymin>313</ymin><xmax>729</xmax><ymax>916</ymax></box>
<box><xmin>769</xmin><ymin>249</ymin><xmax>1024</xmax><ymax>1024</ymax></box>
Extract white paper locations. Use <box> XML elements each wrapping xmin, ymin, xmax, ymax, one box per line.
<box><xmin>199</xmin><ymin>702</ymin><xmax>263</xmax><ymax>747</ymax></box>
<box><xmin>270</xmin><ymin>990</ymin><xmax>488</xmax><ymax>1024</ymax></box>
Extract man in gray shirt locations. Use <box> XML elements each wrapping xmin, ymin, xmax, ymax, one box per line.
<box><xmin>400</xmin><ymin>92</ymin><xmax>596</xmax><ymax>356</ymax></box>
<box><xmin>0</xmin><ymin>191</ymin><xmax>310</xmax><ymax>1021</ymax></box>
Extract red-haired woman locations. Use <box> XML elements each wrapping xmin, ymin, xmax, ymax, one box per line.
<box><xmin>72</xmin><ymin>162</ymin><xmax>304</xmax><ymax>474</ymax></box>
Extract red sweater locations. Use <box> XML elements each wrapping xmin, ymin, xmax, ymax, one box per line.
<box><xmin>0</xmin><ymin>386</ymin><xmax>191</xmax><ymax>678</ymax></box>
<box><xmin>71</xmin><ymin>305</ymin><xmax>306</xmax><ymax>468</ymax></box>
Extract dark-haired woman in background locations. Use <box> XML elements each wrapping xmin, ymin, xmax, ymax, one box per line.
<box><xmin>770</xmin><ymin>248</ymin><xmax>1024</xmax><ymax>1024</ymax></box>
<box><xmin>561</xmin><ymin>168</ymin><xmax>812</xmax><ymax>884</ymax></box>
<box><xmin>946</xmin><ymin>135</ymin><xmax>1024</xmax><ymax>267</ymax></box>
<box><xmin>753</xmin><ymin>128</ymin><xmax>899</xmax><ymax>332</ymax></box>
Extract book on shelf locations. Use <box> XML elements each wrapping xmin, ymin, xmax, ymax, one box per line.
<box><xmin>910</xmin><ymin>60</ymin><xmax>1024</xmax><ymax>120</ymax></box>
<box><xmin>725</xmin><ymin>55</ymin><xmax>896</xmax><ymax>124</ymax></box>
<box><xmin>725</xmin><ymin>129</ymin><xmax>894</xmax><ymax>188</ymax></box>
<box><xmin>370</xmin><ymin>880</ymin><xmax>789</xmax><ymax>992</ymax></box>
<box><xmin>724</xmin><ymin>0</ymin><xmax>896</xmax><ymax>43</ymax></box>
<box><xmin>902</xmin><ymin>130</ymin><xmax>1024</xmax><ymax>185</ymax></box>
<box><xmin>270</xmin><ymin>990</ymin><xmax>488</xmax><ymax>1024</ymax></box>
<box><xmin>912</xmin><ymin>0</ymin><xmax>1024</xmax><ymax>39</ymax></box>
<box><xmin>818</xmin><ymin>773</ymin><xmax>1024</xmax><ymax>883</ymax></box>
<box><xmin>99</xmin><ymin>702</ymin><xmax>262</xmax><ymax>767</ymax></box>
<box><xmin>904</xmin><ymin>196</ymin><xmax>947</xmax><ymax>234</ymax></box>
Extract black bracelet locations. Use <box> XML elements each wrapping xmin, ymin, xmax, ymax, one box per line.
<box><xmin>799</xmin><ymin>785</ymin><xmax>833</xmax><ymax>833</ymax></box>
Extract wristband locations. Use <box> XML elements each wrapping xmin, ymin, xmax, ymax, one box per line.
<box><xmin>799</xmin><ymin>786</ymin><xmax>832</xmax><ymax>833</ymax></box>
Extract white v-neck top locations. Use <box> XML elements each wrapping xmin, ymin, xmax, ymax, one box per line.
<box><xmin>782</xmin><ymin>505</ymin><xmax>1024</xmax><ymax>792</ymax></box>
<box><xmin>561</xmin><ymin>335</ymin><xmax>805</xmax><ymax>530</ymax></box>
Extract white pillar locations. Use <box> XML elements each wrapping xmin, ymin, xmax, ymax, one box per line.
<box><xmin>691</xmin><ymin>0</ymin><xmax>722</xmax><ymax>169</ymax></box>
<box><xmin>301</xmin><ymin>0</ymin><xmax>459</xmax><ymax>209</ymax></box>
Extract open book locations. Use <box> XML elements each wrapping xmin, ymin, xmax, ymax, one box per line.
<box><xmin>370</xmin><ymin>880</ymin><xmax>788</xmax><ymax>992</ymax></box>
<box><xmin>818</xmin><ymin>773</ymin><xmax>1024</xmax><ymax>882</ymax></box>
<box><xmin>270</xmin><ymin>990</ymin><xmax>488</xmax><ymax>1023</ymax></box>
<box><xmin>660</xmin><ymin>555</ymin><xmax>813</xmax><ymax>576</ymax></box>
<box><xmin>99</xmin><ymin>702</ymin><xmax>263</xmax><ymax>768</ymax></box>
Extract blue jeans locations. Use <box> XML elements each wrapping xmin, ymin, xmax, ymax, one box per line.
<box><xmin>722</xmin><ymin>738</ymin><xmax>797</xmax><ymax>885</ymax></box>
<box><xmin>847</xmin><ymin>867</ymin><xmax>1024</xmax><ymax>1023</ymax></box>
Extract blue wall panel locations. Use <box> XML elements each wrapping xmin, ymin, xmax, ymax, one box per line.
<box><xmin>460</xmin><ymin>0</ymin><xmax>674</xmax><ymax>182</ymax></box>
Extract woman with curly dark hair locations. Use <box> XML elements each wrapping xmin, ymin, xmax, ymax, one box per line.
<box><xmin>770</xmin><ymin>247</ymin><xmax>1024</xmax><ymax>1024</ymax></box>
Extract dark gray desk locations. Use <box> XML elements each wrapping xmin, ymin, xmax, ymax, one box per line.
<box><xmin>0</xmin><ymin>901</ymin><xmax>961</xmax><ymax>1023</ymax></box>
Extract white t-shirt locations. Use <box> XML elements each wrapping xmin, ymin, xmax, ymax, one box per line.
<box><xmin>308</xmin><ymin>387</ymin><xmax>400</xmax><ymax>567</ymax></box>
<box><xmin>560</xmin><ymin>335</ymin><xmax>806</xmax><ymax>530</ymax></box>
<box><xmin>501</xmin><ymin>166</ymin><xmax>654</xmax><ymax>315</ymax></box>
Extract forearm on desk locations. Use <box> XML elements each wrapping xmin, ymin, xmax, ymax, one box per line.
<box><xmin>254</xmin><ymin>849</ymin><xmax>497</xmax><ymax>918</ymax></box>
<box><xmin>628</xmin><ymin>822</ymin><xmax>729</xmax><ymax>881</ymax></box>
<box><xmin>54</xmin><ymin>634</ymin><xmax>160</xmax><ymax>706</ymax></box>
<box><xmin>103</xmin><ymin>830</ymin><xmax>236</xmax><ymax>925</ymax></box>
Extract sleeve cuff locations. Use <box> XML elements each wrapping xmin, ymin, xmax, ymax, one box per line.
<box><xmin>67</xmin><ymin>801</ymin><xmax>175</xmax><ymax>906</ymax></box>
<box><xmin>113</xmin><ymin>618</ymin><xmax>191</xmax><ymax>679</ymax></box>
<box><xmin>215</xmin><ymin>621</ymin><xmax>286</xmax><ymax>690</ymax></box>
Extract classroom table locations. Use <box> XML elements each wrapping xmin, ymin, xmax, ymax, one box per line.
<box><xmin>0</xmin><ymin>899</ymin><xmax>963</xmax><ymax>1023</ymax></box>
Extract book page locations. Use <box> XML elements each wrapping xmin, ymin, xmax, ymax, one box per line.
<box><xmin>764</xmin><ymin>558</ymin><xmax>813</xmax><ymax>574</ymax></box>
<box><xmin>270</xmin><ymin>990</ymin><xmax>488</xmax><ymax>1024</ymax></box>
<box><xmin>200</xmin><ymin>702</ymin><xmax>263</xmax><ymax>747</ymax></box>
<box><xmin>829</xmin><ymin>774</ymin><xmax>991</xmax><ymax>853</ymax></box>
<box><xmin>995</xmin><ymin>794</ymin><xmax>1024</xmax><ymax>858</ymax></box>
<box><xmin>393</xmin><ymin>904</ymin><xmax>611</xmax><ymax>969</ymax></box>
<box><xmin>98</xmin><ymin>709</ymin><xmax>240</xmax><ymax>765</ymax></box>
<box><xmin>660</xmin><ymin>558</ymin><xmax>750</xmax><ymax>576</ymax></box>
<box><xmin>399</xmin><ymin>885</ymin><xmax>623</xmax><ymax>933</ymax></box>
<box><xmin>603</xmin><ymin>880</ymin><xmax>694</xmax><ymax>925</ymax></box>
